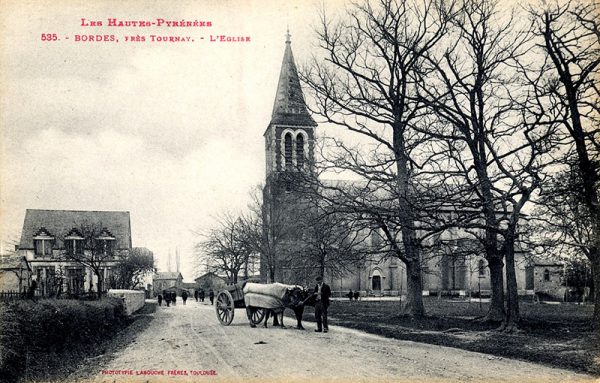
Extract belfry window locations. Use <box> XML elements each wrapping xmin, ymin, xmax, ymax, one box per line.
<box><xmin>284</xmin><ymin>133</ymin><xmax>293</xmax><ymax>170</ymax></box>
<box><xmin>296</xmin><ymin>134</ymin><xmax>305</xmax><ymax>168</ymax></box>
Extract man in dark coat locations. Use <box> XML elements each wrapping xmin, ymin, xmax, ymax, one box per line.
<box><xmin>157</xmin><ymin>293</ymin><xmax>163</xmax><ymax>306</ymax></box>
<box><xmin>182</xmin><ymin>290</ymin><xmax>188</xmax><ymax>305</ymax></box>
<box><xmin>209</xmin><ymin>290</ymin><xmax>215</xmax><ymax>305</ymax></box>
<box><xmin>313</xmin><ymin>276</ymin><xmax>331</xmax><ymax>333</ymax></box>
<box><xmin>171</xmin><ymin>291</ymin><xmax>177</xmax><ymax>305</ymax></box>
<box><xmin>194</xmin><ymin>290</ymin><xmax>199</xmax><ymax>302</ymax></box>
<box><xmin>200</xmin><ymin>289</ymin><xmax>205</xmax><ymax>302</ymax></box>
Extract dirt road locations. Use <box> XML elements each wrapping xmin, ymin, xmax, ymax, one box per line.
<box><xmin>79</xmin><ymin>300</ymin><xmax>593</xmax><ymax>382</ymax></box>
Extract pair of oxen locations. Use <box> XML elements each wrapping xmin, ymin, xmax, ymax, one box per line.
<box><xmin>243</xmin><ymin>283</ymin><xmax>315</xmax><ymax>329</ymax></box>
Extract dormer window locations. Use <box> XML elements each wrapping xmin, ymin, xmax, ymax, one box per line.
<box><xmin>33</xmin><ymin>228</ymin><xmax>54</xmax><ymax>256</ymax></box>
<box><xmin>97</xmin><ymin>228</ymin><xmax>116</xmax><ymax>255</ymax></box>
<box><xmin>65</xmin><ymin>228</ymin><xmax>84</xmax><ymax>255</ymax></box>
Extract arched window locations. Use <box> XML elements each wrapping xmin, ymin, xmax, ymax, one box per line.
<box><xmin>544</xmin><ymin>269</ymin><xmax>550</xmax><ymax>281</ymax></box>
<box><xmin>296</xmin><ymin>133</ymin><xmax>305</xmax><ymax>168</ymax></box>
<box><xmin>284</xmin><ymin>133</ymin><xmax>293</xmax><ymax>170</ymax></box>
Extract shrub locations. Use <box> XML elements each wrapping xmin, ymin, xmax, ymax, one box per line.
<box><xmin>0</xmin><ymin>298</ymin><xmax>127</xmax><ymax>383</ymax></box>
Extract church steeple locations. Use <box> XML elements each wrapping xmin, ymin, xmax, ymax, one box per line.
<box><xmin>264</xmin><ymin>30</ymin><xmax>317</xmax><ymax>178</ymax></box>
<box><xmin>270</xmin><ymin>30</ymin><xmax>316</xmax><ymax>127</ymax></box>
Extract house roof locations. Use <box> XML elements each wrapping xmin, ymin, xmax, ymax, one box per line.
<box><xmin>19</xmin><ymin>209</ymin><xmax>132</xmax><ymax>250</ymax></box>
<box><xmin>0</xmin><ymin>255</ymin><xmax>30</xmax><ymax>270</ymax></box>
<box><xmin>269</xmin><ymin>31</ymin><xmax>317</xmax><ymax>128</ymax></box>
<box><xmin>532</xmin><ymin>257</ymin><xmax>563</xmax><ymax>267</ymax></box>
<box><xmin>154</xmin><ymin>271</ymin><xmax>182</xmax><ymax>280</ymax></box>
<box><xmin>194</xmin><ymin>271</ymin><xmax>226</xmax><ymax>282</ymax></box>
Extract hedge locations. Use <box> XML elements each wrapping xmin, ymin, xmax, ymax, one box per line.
<box><xmin>0</xmin><ymin>297</ymin><xmax>127</xmax><ymax>383</ymax></box>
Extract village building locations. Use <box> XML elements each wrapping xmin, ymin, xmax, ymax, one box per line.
<box><xmin>0</xmin><ymin>254</ymin><xmax>31</xmax><ymax>293</ymax></box>
<box><xmin>260</xmin><ymin>32</ymin><xmax>564</xmax><ymax>298</ymax></box>
<box><xmin>194</xmin><ymin>271</ymin><xmax>227</xmax><ymax>293</ymax></box>
<box><xmin>153</xmin><ymin>271</ymin><xmax>183</xmax><ymax>296</ymax></box>
<box><xmin>181</xmin><ymin>281</ymin><xmax>199</xmax><ymax>297</ymax></box>
<box><xmin>16</xmin><ymin>209</ymin><xmax>132</xmax><ymax>297</ymax></box>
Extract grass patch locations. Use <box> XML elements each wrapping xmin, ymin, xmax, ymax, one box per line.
<box><xmin>291</xmin><ymin>298</ymin><xmax>598</xmax><ymax>375</ymax></box>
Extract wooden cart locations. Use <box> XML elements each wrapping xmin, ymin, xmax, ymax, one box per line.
<box><xmin>215</xmin><ymin>283</ymin><xmax>266</xmax><ymax>326</ymax></box>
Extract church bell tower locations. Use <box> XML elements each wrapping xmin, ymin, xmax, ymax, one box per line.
<box><xmin>262</xmin><ymin>30</ymin><xmax>318</xmax><ymax>283</ymax></box>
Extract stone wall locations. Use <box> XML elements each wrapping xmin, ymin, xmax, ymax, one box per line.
<box><xmin>107</xmin><ymin>289</ymin><xmax>145</xmax><ymax>315</ymax></box>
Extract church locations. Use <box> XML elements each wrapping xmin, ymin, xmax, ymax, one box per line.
<box><xmin>259</xmin><ymin>32</ymin><xmax>559</xmax><ymax>299</ymax></box>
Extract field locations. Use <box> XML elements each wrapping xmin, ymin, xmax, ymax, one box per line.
<box><xmin>295</xmin><ymin>298</ymin><xmax>599</xmax><ymax>375</ymax></box>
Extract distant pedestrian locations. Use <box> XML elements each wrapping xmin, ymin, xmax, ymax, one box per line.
<box><xmin>165</xmin><ymin>292</ymin><xmax>171</xmax><ymax>307</ymax></box>
<box><xmin>157</xmin><ymin>294</ymin><xmax>163</xmax><ymax>306</ymax></box>
<box><xmin>200</xmin><ymin>289</ymin><xmax>205</xmax><ymax>302</ymax></box>
<box><xmin>353</xmin><ymin>291</ymin><xmax>360</xmax><ymax>301</ymax></box>
<box><xmin>182</xmin><ymin>290</ymin><xmax>188</xmax><ymax>305</ymax></box>
<box><xmin>194</xmin><ymin>290</ymin><xmax>199</xmax><ymax>302</ymax></box>
<box><xmin>171</xmin><ymin>291</ymin><xmax>177</xmax><ymax>305</ymax></box>
<box><xmin>209</xmin><ymin>290</ymin><xmax>214</xmax><ymax>305</ymax></box>
<box><xmin>347</xmin><ymin>290</ymin><xmax>353</xmax><ymax>301</ymax></box>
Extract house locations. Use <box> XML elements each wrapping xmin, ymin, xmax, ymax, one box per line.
<box><xmin>17</xmin><ymin>209</ymin><xmax>132</xmax><ymax>297</ymax></box>
<box><xmin>0</xmin><ymin>254</ymin><xmax>32</xmax><ymax>293</ymax></box>
<box><xmin>526</xmin><ymin>258</ymin><xmax>565</xmax><ymax>300</ymax></box>
<box><xmin>181</xmin><ymin>281</ymin><xmax>199</xmax><ymax>297</ymax></box>
<box><xmin>153</xmin><ymin>271</ymin><xmax>183</xmax><ymax>296</ymax></box>
<box><xmin>194</xmin><ymin>272</ymin><xmax>226</xmax><ymax>292</ymax></box>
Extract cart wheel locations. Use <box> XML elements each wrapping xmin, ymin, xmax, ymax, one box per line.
<box><xmin>216</xmin><ymin>290</ymin><xmax>235</xmax><ymax>325</ymax></box>
<box><xmin>250</xmin><ymin>307</ymin><xmax>266</xmax><ymax>325</ymax></box>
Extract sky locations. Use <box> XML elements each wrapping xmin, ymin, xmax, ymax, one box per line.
<box><xmin>0</xmin><ymin>0</ymin><xmax>537</xmax><ymax>282</ymax></box>
<box><xmin>0</xmin><ymin>0</ymin><xmax>346</xmax><ymax>281</ymax></box>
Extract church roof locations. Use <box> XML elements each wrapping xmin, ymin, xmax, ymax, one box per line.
<box><xmin>270</xmin><ymin>30</ymin><xmax>317</xmax><ymax>127</ymax></box>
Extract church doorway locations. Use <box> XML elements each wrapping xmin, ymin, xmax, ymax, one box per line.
<box><xmin>370</xmin><ymin>269</ymin><xmax>383</xmax><ymax>293</ymax></box>
<box><xmin>372</xmin><ymin>275</ymin><xmax>381</xmax><ymax>291</ymax></box>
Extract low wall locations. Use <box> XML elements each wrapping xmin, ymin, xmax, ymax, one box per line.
<box><xmin>107</xmin><ymin>289</ymin><xmax>145</xmax><ymax>315</ymax></box>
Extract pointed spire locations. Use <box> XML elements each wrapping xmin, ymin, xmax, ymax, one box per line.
<box><xmin>270</xmin><ymin>29</ymin><xmax>316</xmax><ymax>127</ymax></box>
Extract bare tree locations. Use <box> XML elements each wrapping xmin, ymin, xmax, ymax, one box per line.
<box><xmin>59</xmin><ymin>223</ymin><xmax>121</xmax><ymax>298</ymax></box>
<box><xmin>414</xmin><ymin>0</ymin><xmax>551</xmax><ymax>326</ymax></box>
<box><xmin>302</xmin><ymin>0</ymin><xmax>456</xmax><ymax>317</ymax></box>
<box><xmin>195</xmin><ymin>213</ymin><xmax>254</xmax><ymax>285</ymax></box>
<box><xmin>527</xmin><ymin>0</ymin><xmax>600</xmax><ymax>328</ymax></box>
<box><xmin>285</xmin><ymin>194</ymin><xmax>371</xmax><ymax>284</ymax></box>
<box><xmin>111</xmin><ymin>247</ymin><xmax>155</xmax><ymax>290</ymax></box>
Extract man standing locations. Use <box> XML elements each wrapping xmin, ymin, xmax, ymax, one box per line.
<box><xmin>313</xmin><ymin>276</ymin><xmax>331</xmax><ymax>333</ymax></box>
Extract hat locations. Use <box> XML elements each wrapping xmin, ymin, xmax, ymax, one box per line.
<box><xmin>316</xmin><ymin>276</ymin><xmax>323</xmax><ymax>282</ymax></box>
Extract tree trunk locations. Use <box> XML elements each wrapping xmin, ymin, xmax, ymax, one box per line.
<box><xmin>269</xmin><ymin>267</ymin><xmax>275</xmax><ymax>283</ymax></box>
<box><xmin>403</xmin><ymin>259</ymin><xmax>425</xmax><ymax>317</ymax></box>
<box><xmin>590</xmin><ymin>252</ymin><xmax>600</xmax><ymax>334</ymax></box>
<box><xmin>393</xmin><ymin>121</ymin><xmax>425</xmax><ymax>318</ymax></box>
<box><xmin>502</xmin><ymin>234</ymin><xmax>520</xmax><ymax>331</ymax></box>
<box><xmin>486</xmin><ymin>257</ymin><xmax>505</xmax><ymax>322</ymax></box>
<box><xmin>96</xmin><ymin>271</ymin><xmax>104</xmax><ymax>299</ymax></box>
